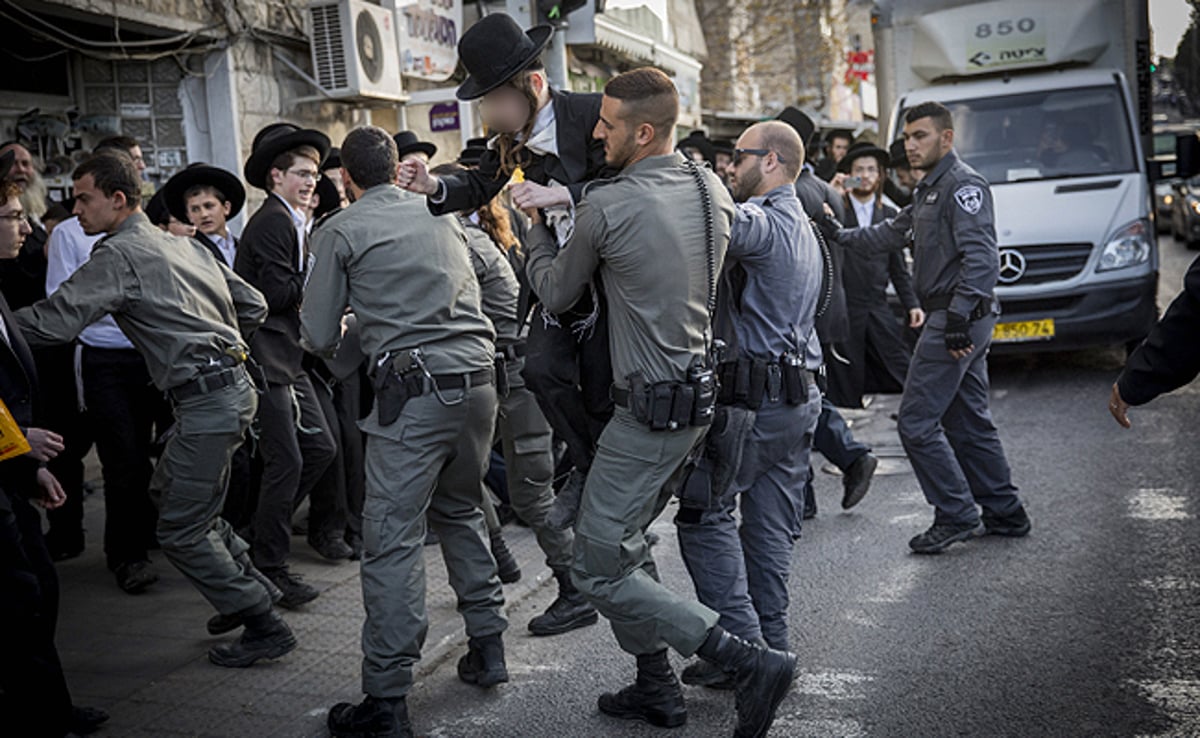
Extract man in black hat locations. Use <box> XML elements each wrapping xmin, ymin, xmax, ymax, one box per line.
<box><xmin>885</xmin><ymin>137</ymin><xmax>917</xmax><ymax>208</ymax></box>
<box><xmin>816</xmin><ymin>128</ymin><xmax>854</xmax><ymax>182</ymax></box>
<box><xmin>828</xmin><ymin>141</ymin><xmax>921</xmax><ymax>412</ymax></box>
<box><xmin>457</xmin><ymin>137</ymin><xmax>489</xmax><ymax>168</ymax></box>
<box><xmin>163</xmin><ymin>163</ymin><xmax>246</xmax><ymax>268</ymax></box>
<box><xmin>775</xmin><ymin>106</ymin><xmax>878</xmax><ymax>517</ymax></box>
<box><xmin>398</xmin><ymin>12</ymin><xmax>620</xmax><ymax>577</ymax></box>
<box><xmin>677</xmin><ymin>129</ymin><xmax>715</xmax><ymax>167</ymax></box>
<box><xmin>393</xmin><ymin>130</ymin><xmax>437</xmax><ymax>166</ymax></box>
<box><xmin>238</xmin><ymin>123</ymin><xmax>341</xmax><ymax>599</ymax></box>
<box><xmin>711</xmin><ymin>138</ymin><xmax>734</xmax><ymax>188</ymax></box>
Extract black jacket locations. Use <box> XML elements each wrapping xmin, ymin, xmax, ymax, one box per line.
<box><xmin>842</xmin><ymin>196</ymin><xmax>918</xmax><ymax>313</ymax></box>
<box><xmin>236</xmin><ymin>195</ymin><xmax>305</xmax><ymax>385</ymax></box>
<box><xmin>195</xmin><ymin>232</ymin><xmax>239</xmax><ymax>269</ymax></box>
<box><xmin>795</xmin><ymin>169</ymin><xmax>849</xmax><ymax>344</ymax></box>
<box><xmin>430</xmin><ymin>89</ymin><xmax>618</xmax><ymax>215</ymax></box>
<box><xmin>1118</xmin><ymin>254</ymin><xmax>1200</xmax><ymax>406</ymax></box>
<box><xmin>0</xmin><ymin>290</ymin><xmax>41</xmax><ymax>503</ymax></box>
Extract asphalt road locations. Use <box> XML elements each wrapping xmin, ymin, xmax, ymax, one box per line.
<box><xmin>401</xmin><ymin>234</ymin><xmax>1200</xmax><ymax>738</ymax></box>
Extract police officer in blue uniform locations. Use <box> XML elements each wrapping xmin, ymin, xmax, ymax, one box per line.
<box><xmin>833</xmin><ymin>101</ymin><xmax>1030</xmax><ymax>553</ymax></box>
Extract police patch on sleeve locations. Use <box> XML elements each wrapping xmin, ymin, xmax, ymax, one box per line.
<box><xmin>954</xmin><ymin>185</ymin><xmax>983</xmax><ymax>215</ymax></box>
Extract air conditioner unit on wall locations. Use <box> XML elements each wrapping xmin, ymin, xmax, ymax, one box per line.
<box><xmin>309</xmin><ymin>0</ymin><xmax>405</xmax><ymax>102</ymax></box>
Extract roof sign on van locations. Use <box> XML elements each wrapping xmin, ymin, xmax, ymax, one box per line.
<box><xmin>966</xmin><ymin>15</ymin><xmax>1046</xmax><ymax>71</ymax></box>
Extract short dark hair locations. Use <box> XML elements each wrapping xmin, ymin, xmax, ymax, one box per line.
<box><xmin>604</xmin><ymin>67</ymin><xmax>679</xmax><ymax>142</ymax></box>
<box><xmin>183</xmin><ymin>184</ymin><xmax>228</xmax><ymax>205</ymax></box>
<box><xmin>94</xmin><ymin>135</ymin><xmax>140</xmax><ymax>155</ymax></box>
<box><xmin>905</xmin><ymin>101</ymin><xmax>954</xmax><ymax>132</ymax></box>
<box><xmin>73</xmin><ymin>151</ymin><xmax>141</xmax><ymax>207</ymax></box>
<box><xmin>340</xmin><ymin>126</ymin><xmax>397</xmax><ymax>190</ymax></box>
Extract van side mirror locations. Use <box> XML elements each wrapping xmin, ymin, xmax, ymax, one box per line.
<box><xmin>1176</xmin><ymin>133</ymin><xmax>1200</xmax><ymax>180</ymax></box>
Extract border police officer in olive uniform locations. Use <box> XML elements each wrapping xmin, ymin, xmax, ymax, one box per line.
<box><xmin>14</xmin><ymin>151</ymin><xmax>296</xmax><ymax>667</ymax></box>
<box><xmin>834</xmin><ymin>101</ymin><xmax>1030</xmax><ymax>554</ymax></box>
<box><xmin>526</xmin><ymin>67</ymin><xmax>796</xmax><ymax>737</ymax></box>
<box><xmin>303</xmin><ymin>127</ymin><xmax>504</xmax><ymax>738</ymax></box>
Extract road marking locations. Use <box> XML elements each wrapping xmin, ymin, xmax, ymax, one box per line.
<box><xmin>1129</xmin><ymin>678</ymin><xmax>1200</xmax><ymax>728</ymax></box>
<box><xmin>1128</xmin><ymin>488</ymin><xmax>1191</xmax><ymax>521</ymax></box>
<box><xmin>792</xmin><ymin>670</ymin><xmax>875</xmax><ymax>700</ymax></box>
<box><xmin>1138</xmin><ymin>576</ymin><xmax>1200</xmax><ymax>592</ymax></box>
<box><xmin>866</xmin><ymin>560</ymin><xmax>920</xmax><ymax>604</ymax></box>
<box><xmin>770</xmin><ymin>714</ymin><xmax>868</xmax><ymax>737</ymax></box>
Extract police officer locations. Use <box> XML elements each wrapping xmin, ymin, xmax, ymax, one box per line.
<box><xmin>675</xmin><ymin>121</ymin><xmax>824</xmax><ymax>689</ymax></box>
<box><xmin>525</xmin><ymin>67</ymin><xmax>795</xmax><ymax>736</ymax></box>
<box><xmin>431</xmin><ymin>160</ymin><xmax>600</xmax><ymax>636</ymax></box>
<box><xmin>835</xmin><ymin>101</ymin><xmax>1030</xmax><ymax>553</ymax></box>
<box><xmin>13</xmin><ymin>151</ymin><xmax>297</xmax><ymax>667</ymax></box>
<box><xmin>302</xmin><ymin>127</ymin><xmax>505</xmax><ymax>738</ymax></box>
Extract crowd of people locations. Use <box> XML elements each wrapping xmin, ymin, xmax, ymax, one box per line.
<box><xmin>0</xmin><ymin>12</ymin><xmax>1057</xmax><ymax>738</ymax></box>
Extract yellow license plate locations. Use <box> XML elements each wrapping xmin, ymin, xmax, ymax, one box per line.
<box><xmin>992</xmin><ymin>319</ymin><xmax>1055</xmax><ymax>343</ymax></box>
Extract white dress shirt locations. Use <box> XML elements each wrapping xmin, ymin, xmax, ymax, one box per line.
<box><xmin>851</xmin><ymin>195</ymin><xmax>876</xmax><ymax>227</ymax></box>
<box><xmin>45</xmin><ymin>216</ymin><xmax>135</xmax><ymax>349</ymax></box>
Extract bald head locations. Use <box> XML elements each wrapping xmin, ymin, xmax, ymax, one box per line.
<box><xmin>747</xmin><ymin>121</ymin><xmax>803</xmax><ymax>181</ymax></box>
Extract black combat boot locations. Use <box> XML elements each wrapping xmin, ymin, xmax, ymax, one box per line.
<box><xmin>528</xmin><ymin>569</ymin><xmax>599</xmax><ymax>636</ymax></box>
<box><xmin>207</xmin><ymin>608</ymin><xmax>297</xmax><ymax>668</ymax></box>
<box><xmin>457</xmin><ymin>633</ymin><xmax>509</xmax><ymax>688</ymax></box>
<box><xmin>328</xmin><ymin>695</ymin><xmax>413</xmax><ymax>738</ymax></box>
<box><xmin>597</xmin><ymin>650</ymin><xmax>687</xmax><ymax>728</ymax></box>
<box><xmin>489</xmin><ymin>528</ymin><xmax>522</xmax><ymax>584</ymax></box>
<box><xmin>207</xmin><ymin>554</ymin><xmax>284</xmax><ymax>635</ymax></box>
<box><xmin>696</xmin><ymin>626</ymin><xmax>796</xmax><ymax>738</ymax></box>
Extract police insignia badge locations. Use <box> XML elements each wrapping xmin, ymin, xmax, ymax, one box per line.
<box><xmin>955</xmin><ymin>185</ymin><xmax>983</xmax><ymax>215</ymax></box>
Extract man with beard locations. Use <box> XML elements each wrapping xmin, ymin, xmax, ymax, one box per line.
<box><xmin>827</xmin><ymin>141</ymin><xmax>922</xmax><ymax>410</ymax></box>
<box><xmin>833</xmin><ymin>101</ymin><xmax>1029</xmax><ymax>554</ymax></box>
<box><xmin>675</xmin><ymin>120</ymin><xmax>824</xmax><ymax>689</ymax></box>
<box><xmin>525</xmin><ymin>67</ymin><xmax>795</xmax><ymax>736</ymax></box>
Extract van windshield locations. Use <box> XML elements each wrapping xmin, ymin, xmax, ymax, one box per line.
<box><xmin>931</xmin><ymin>85</ymin><xmax>1136</xmax><ymax>184</ymax></box>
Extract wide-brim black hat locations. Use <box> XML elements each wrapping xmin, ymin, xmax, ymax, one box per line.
<box><xmin>393</xmin><ymin>131</ymin><xmax>437</xmax><ymax>159</ymax></box>
<box><xmin>311</xmin><ymin>175</ymin><xmax>341</xmax><ymax>221</ymax></box>
<box><xmin>776</xmin><ymin>106</ymin><xmax>817</xmax><ymax>146</ymax></box>
<box><xmin>323</xmin><ymin>147</ymin><xmax>342</xmax><ymax>171</ymax></box>
<box><xmin>711</xmin><ymin>138</ymin><xmax>734</xmax><ymax>156</ymax></box>
<box><xmin>244</xmin><ymin>123</ymin><xmax>331</xmax><ymax>190</ymax></box>
<box><xmin>162</xmin><ymin>163</ymin><xmax>246</xmax><ymax>224</ymax></box>
<box><xmin>0</xmin><ymin>149</ymin><xmax>13</xmax><ymax>183</ymax></box>
<box><xmin>837</xmin><ymin>141</ymin><xmax>890</xmax><ymax>174</ymax></box>
<box><xmin>677</xmin><ymin>130</ymin><xmax>715</xmax><ymax>163</ymax></box>
<box><xmin>455</xmin><ymin>14</ymin><xmax>554</xmax><ymax>101</ymax></box>
<box><xmin>458</xmin><ymin>137</ymin><xmax>490</xmax><ymax>167</ymax></box>
<box><xmin>888</xmin><ymin>138</ymin><xmax>910</xmax><ymax>169</ymax></box>
<box><xmin>145</xmin><ymin>189</ymin><xmax>171</xmax><ymax>227</ymax></box>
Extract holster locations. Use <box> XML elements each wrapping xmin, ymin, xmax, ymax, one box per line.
<box><xmin>493</xmin><ymin>355</ymin><xmax>510</xmax><ymax>398</ymax></box>
<box><xmin>372</xmin><ymin>366</ymin><xmax>421</xmax><ymax>427</ymax></box>
<box><xmin>626</xmin><ymin>372</ymin><xmax>701</xmax><ymax>431</ymax></box>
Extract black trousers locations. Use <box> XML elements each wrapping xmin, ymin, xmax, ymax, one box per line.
<box><xmin>803</xmin><ymin>398</ymin><xmax>872</xmax><ymax>513</ymax></box>
<box><xmin>251</xmin><ymin>376</ymin><xmax>337</xmax><ymax>572</ymax></box>
<box><xmin>0</xmin><ymin>488</ymin><xmax>74</xmax><ymax>738</ymax></box>
<box><xmin>41</xmin><ymin>345</ymin><xmax>92</xmax><ymax>551</ymax></box>
<box><xmin>305</xmin><ymin>366</ymin><xmax>363</xmax><ymax>544</ymax></box>
<box><xmin>522</xmin><ymin>298</ymin><xmax>614</xmax><ymax>473</ymax></box>
<box><xmin>82</xmin><ymin>346</ymin><xmax>163</xmax><ymax>570</ymax></box>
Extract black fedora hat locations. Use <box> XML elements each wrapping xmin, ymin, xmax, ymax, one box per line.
<box><xmin>455</xmin><ymin>14</ymin><xmax>554</xmax><ymax>101</ymax></box>
<box><xmin>837</xmin><ymin>141</ymin><xmax>890</xmax><ymax>174</ymax></box>
<box><xmin>711</xmin><ymin>138</ymin><xmax>735</xmax><ymax>156</ymax></box>
<box><xmin>162</xmin><ymin>163</ymin><xmax>246</xmax><ymax>224</ymax></box>
<box><xmin>311</xmin><ymin>175</ymin><xmax>341</xmax><ymax>221</ymax></box>
<box><xmin>888</xmin><ymin>138</ymin><xmax>910</xmax><ymax>169</ymax></box>
<box><xmin>677</xmin><ymin>130</ymin><xmax>715</xmax><ymax>164</ymax></box>
<box><xmin>145</xmin><ymin>189</ymin><xmax>171</xmax><ymax>227</ymax></box>
<box><xmin>393</xmin><ymin>130</ymin><xmax>437</xmax><ymax>160</ymax></box>
<box><xmin>323</xmin><ymin>147</ymin><xmax>342</xmax><ymax>171</ymax></box>
<box><xmin>0</xmin><ymin>149</ymin><xmax>13</xmax><ymax>183</ymax></box>
<box><xmin>776</xmin><ymin>106</ymin><xmax>817</xmax><ymax>146</ymax></box>
<box><xmin>244</xmin><ymin>123</ymin><xmax>331</xmax><ymax>190</ymax></box>
<box><xmin>458</xmin><ymin>137</ymin><xmax>490</xmax><ymax>167</ymax></box>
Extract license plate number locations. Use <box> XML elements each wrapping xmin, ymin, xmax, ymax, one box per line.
<box><xmin>992</xmin><ymin>319</ymin><xmax>1055</xmax><ymax>343</ymax></box>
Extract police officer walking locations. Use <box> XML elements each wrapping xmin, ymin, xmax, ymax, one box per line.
<box><xmin>835</xmin><ymin>101</ymin><xmax>1030</xmax><ymax>553</ymax></box>
<box><xmin>526</xmin><ymin>67</ymin><xmax>795</xmax><ymax>736</ymax></box>
<box><xmin>301</xmin><ymin>127</ymin><xmax>505</xmax><ymax>738</ymax></box>
<box><xmin>14</xmin><ymin>151</ymin><xmax>296</xmax><ymax>667</ymax></box>
<box><xmin>675</xmin><ymin>120</ymin><xmax>824</xmax><ymax>689</ymax></box>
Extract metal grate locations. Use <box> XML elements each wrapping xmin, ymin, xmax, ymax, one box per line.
<box><xmin>1001</xmin><ymin>242</ymin><xmax>1093</xmax><ymax>285</ymax></box>
<box><xmin>311</xmin><ymin>4</ymin><xmax>349</xmax><ymax>91</ymax></box>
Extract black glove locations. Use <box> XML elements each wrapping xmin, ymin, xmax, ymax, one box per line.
<box><xmin>944</xmin><ymin>311</ymin><xmax>974</xmax><ymax>353</ymax></box>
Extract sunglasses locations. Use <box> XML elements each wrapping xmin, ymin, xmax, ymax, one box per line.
<box><xmin>733</xmin><ymin>148</ymin><xmax>784</xmax><ymax>167</ymax></box>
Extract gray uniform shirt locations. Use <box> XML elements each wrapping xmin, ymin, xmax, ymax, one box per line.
<box><xmin>718</xmin><ymin>184</ymin><xmax>823</xmax><ymax>369</ymax></box>
<box><xmin>462</xmin><ymin>220</ymin><xmax>522</xmax><ymax>349</ymax></box>
<box><xmin>300</xmin><ymin>184</ymin><xmax>495</xmax><ymax>374</ymax></box>
<box><xmin>526</xmin><ymin>152</ymin><xmax>734</xmax><ymax>386</ymax></box>
<box><xmin>836</xmin><ymin>150</ymin><xmax>999</xmax><ymax>317</ymax></box>
<box><xmin>14</xmin><ymin>211</ymin><xmax>266</xmax><ymax>390</ymax></box>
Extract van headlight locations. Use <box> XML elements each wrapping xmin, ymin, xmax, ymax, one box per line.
<box><xmin>1097</xmin><ymin>219</ymin><xmax>1152</xmax><ymax>272</ymax></box>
